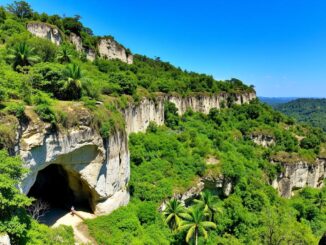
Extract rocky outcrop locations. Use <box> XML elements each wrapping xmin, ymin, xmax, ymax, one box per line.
<box><xmin>27</xmin><ymin>22</ymin><xmax>62</xmax><ymax>45</ymax></box>
<box><xmin>250</xmin><ymin>134</ymin><xmax>275</xmax><ymax>147</ymax></box>
<box><xmin>0</xmin><ymin>233</ymin><xmax>10</xmax><ymax>245</ymax></box>
<box><xmin>69</xmin><ymin>33</ymin><xmax>96</xmax><ymax>61</ymax></box>
<box><xmin>19</xmin><ymin>109</ymin><xmax>129</xmax><ymax>215</ymax></box>
<box><xmin>69</xmin><ymin>33</ymin><xmax>83</xmax><ymax>52</ymax></box>
<box><xmin>123</xmin><ymin>97</ymin><xmax>165</xmax><ymax>135</ymax></box>
<box><xmin>98</xmin><ymin>38</ymin><xmax>133</xmax><ymax>64</ymax></box>
<box><xmin>272</xmin><ymin>158</ymin><xmax>326</xmax><ymax>198</ymax></box>
<box><xmin>123</xmin><ymin>92</ymin><xmax>256</xmax><ymax>134</ymax></box>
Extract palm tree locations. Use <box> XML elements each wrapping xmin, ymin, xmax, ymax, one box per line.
<box><xmin>163</xmin><ymin>199</ymin><xmax>186</xmax><ymax>231</ymax></box>
<box><xmin>7</xmin><ymin>42</ymin><xmax>39</xmax><ymax>70</ymax></box>
<box><xmin>179</xmin><ymin>207</ymin><xmax>216</xmax><ymax>245</ymax></box>
<box><xmin>57</xmin><ymin>45</ymin><xmax>73</xmax><ymax>63</ymax></box>
<box><xmin>194</xmin><ymin>191</ymin><xmax>219</xmax><ymax>221</ymax></box>
<box><xmin>63</xmin><ymin>63</ymin><xmax>82</xmax><ymax>100</ymax></box>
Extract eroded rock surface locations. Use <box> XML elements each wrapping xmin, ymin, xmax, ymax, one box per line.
<box><xmin>98</xmin><ymin>38</ymin><xmax>133</xmax><ymax>64</ymax></box>
<box><xmin>0</xmin><ymin>233</ymin><xmax>10</xmax><ymax>245</ymax></box>
<box><xmin>272</xmin><ymin>158</ymin><xmax>326</xmax><ymax>198</ymax></box>
<box><xmin>27</xmin><ymin>22</ymin><xmax>62</xmax><ymax>45</ymax></box>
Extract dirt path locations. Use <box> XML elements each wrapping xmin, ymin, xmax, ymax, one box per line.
<box><xmin>51</xmin><ymin>210</ymin><xmax>97</xmax><ymax>245</ymax></box>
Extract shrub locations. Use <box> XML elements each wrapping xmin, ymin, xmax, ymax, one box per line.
<box><xmin>35</xmin><ymin>104</ymin><xmax>56</xmax><ymax>123</ymax></box>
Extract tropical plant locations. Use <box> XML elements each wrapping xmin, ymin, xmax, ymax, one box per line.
<box><xmin>178</xmin><ymin>207</ymin><xmax>217</xmax><ymax>245</ymax></box>
<box><xmin>57</xmin><ymin>45</ymin><xmax>73</xmax><ymax>63</ymax></box>
<box><xmin>62</xmin><ymin>63</ymin><xmax>82</xmax><ymax>100</ymax></box>
<box><xmin>163</xmin><ymin>199</ymin><xmax>186</xmax><ymax>231</ymax></box>
<box><xmin>194</xmin><ymin>191</ymin><xmax>220</xmax><ymax>221</ymax></box>
<box><xmin>7</xmin><ymin>42</ymin><xmax>40</xmax><ymax>70</ymax></box>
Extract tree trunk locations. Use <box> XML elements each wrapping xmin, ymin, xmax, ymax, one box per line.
<box><xmin>195</xmin><ymin>228</ymin><xmax>198</xmax><ymax>245</ymax></box>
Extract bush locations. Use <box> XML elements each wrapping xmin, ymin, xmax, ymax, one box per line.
<box><xmin>35</xmin><ymin>104</ymin><xmax>56</xmax><ymax>123</ymax></box>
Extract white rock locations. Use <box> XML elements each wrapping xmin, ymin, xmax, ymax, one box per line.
<box><xmin>0</xmin><ymin>233</ymin><xmax>10</xmax><ymax>245</ymax></box>
<box><xmin>98</xmin><ymin>38</ymin><xmax>133</xmax><ymax>64</ymax></box>
<box><xmin>273</xmin><ymin>159</ymin><xmax>326</xmax><ymax>197</ymax></box>
<box><xmin>27</xmin><ymin>22</ymin><xmax>62</xmax><ymax>45</ymax></box>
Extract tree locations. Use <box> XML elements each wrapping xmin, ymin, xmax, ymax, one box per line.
<box><xmin>0</xmin><ymin>7</ymin><xmax>6</xmax><ymax>23</ymax></box>
<box><xmin>62</xmin><ymin>17</ymin><xmax>83</xmax><ymax>35</ymax></box>
<box><xmin>163</xmin><ymin>199</ymin><xmax>186</xmax><ymax>231</ymax></box>
<box><xmin>6</xmin><ymin>1</ymin><xmax>33</xmax><ymax>19</ymax></box>
<box><xmin>179</xmin><ymin>207</ymin><xmax>216</xmax><ymax>245</ymax></box>
<box><xmin>0</xmin><ymin>150</ymin><xmax>32</xmax><ymax>242</ymax></box>
<box><xmin>7</xmin><ymin>42</ymin><xmax>39</xmax><ymax>70</ymax></box>
<box><xmin>62</xmin><ymin>63</ymin><xmax>82</xmax><ymax>100</ymax></box>
<box><xmin>57</xmin><ymin>45</ymin><xmax>73</xmax><ymax>63</ymax></box>
<box><xmin>194</xmin><ymin>191</ymin><xmax>219</xmax><ymax>221</ymax></box>
<box><xmin>26</xmin><ymin>199</ymin><xmax>50</xmax><ymax>221</ymax></box>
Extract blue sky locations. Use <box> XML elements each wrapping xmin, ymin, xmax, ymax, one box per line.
<box><xmin>1</xmin><ymin>0</ymin><xmax>326</xmax><ymax>97</ymax></box>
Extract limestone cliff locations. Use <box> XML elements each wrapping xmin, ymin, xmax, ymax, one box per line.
<box><xmin>272</xmin><ymin>158</ymin><xmax>325</xmax><ymax>198</ymax></box>
<box><xmin>27</xmin><ymin>22</ymin><xmax>62</xmax><ymax>45</ymax></box>
<box><xmin>98</xmin><ymin>38</ymin><xmax>133</xmax><ymax>64</ymax></box>
<box><xmin>18</xmin><ymin>92</ymin><xmax>256</xmax><ymax>215</ymax></box>
<box><xmin>123</xmin><ymin>92</ymin><xmax>256</xmax><ymax>134</ymax></box>
<box><xmin>18</xmin><ymin>108</ymin><xmax>129</xmax><ymax>215</ymax></box>
<box><xmin>69</xmin><ymin>33</ymin><xmax>96</xmax><ymax>61</ymax></box>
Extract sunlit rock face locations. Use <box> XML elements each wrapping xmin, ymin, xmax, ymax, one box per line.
<box><xmin>69</xmin><ymin>33</ymin><xmax>96</xmax><ymax>61</ymax></box>
<box><xmin>27</xmin><ymin>22</ymin><xmax>62</xmax><ymax>45</ymax></box>
<box><xmin>250</xmin><ymin>134</ymin><xmax>275</xmax><ymax>147</ymax></box>
<box><xmin>272</xmin><ymin>159</ymin><xmax>326</xmax><ymax>198</ymax></box>
<box><xmin>18</xmin><ymin>109</ymin><xmax>129</xmax><ymax>215</ymax></box>
<box><xmin>0</xmin><ymin>233</ymin><xmax>10</xmax><ymax>245</ymax></box>
<box><xmin>123</xmin><ymin>92</ymin><xmax>256</xmax><ymax>134</ymax></box>
<box><xmin>97</xmin><ymin>38</ymin><xmax>133</xmax><ymax>64</ymax></box>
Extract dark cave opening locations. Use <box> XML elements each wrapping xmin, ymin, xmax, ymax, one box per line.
<box><xmin>28</xmin><ymin>164</ymin><xmax>94</xmax><ymax>213</ymax></box>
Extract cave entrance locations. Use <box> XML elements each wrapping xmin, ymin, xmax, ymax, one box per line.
<box><xmin>28</xmin><ymin>164</ymin><xmax>94</xmax><ymax>224</ymax></box>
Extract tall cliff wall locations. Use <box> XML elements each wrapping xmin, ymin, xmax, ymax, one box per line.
<box><xmin>19</xmin><ymin>92</ymin><xmax>256</xmax><ymax>215</ymax></box>
<box><xmin>27</xmin><ymin>22</ymin><xmax>62</xmax><ymax>45</ymax></box>
<box><xmin>272</xmin><ymin>158</ymin><xmax>325</xmax><ymax>198</ymax></box>
<box><xmin>123</xmin><ymin>92</ymin><xmax>256</xmax><ymax>134</ymax></box>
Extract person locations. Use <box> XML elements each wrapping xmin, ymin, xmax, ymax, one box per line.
<box><xmin>71</xmin><ymin>206</ymin><xmax>75</xmax><ymax>216</ymax></box>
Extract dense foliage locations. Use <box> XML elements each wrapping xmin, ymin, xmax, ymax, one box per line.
<box><xmin>275</xmin><ymin>98</ymin><xmax>326</xmax><ymax>132</ymax></box>
<box><xmin>87</xmin><ymin>101</ymin><xmax>326</xmax><ymax>244</ymax></box>
<box><xmin>0</xmin><ymin>1</ymin><xmax>325</xmax><ymax>244</ymax></box>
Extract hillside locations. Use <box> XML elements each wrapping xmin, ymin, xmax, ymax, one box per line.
<box><xmin>275</xmin><ymin>98</ymin><xmax>326</xmax><ymax>132</ymax></box>
<box><xmin>0</xmin><ymin>2</ymin><xmax>325</xmax><ymax>245</ymax></box>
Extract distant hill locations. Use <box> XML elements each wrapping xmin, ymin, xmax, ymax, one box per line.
<box><xmin>275</xmin><ymin>98</ymin><xmax>326</xmax><ymax>131</ymax></box>
<box><xmin>259</xmin><ymin>97</ymin><xmax>298</xmax><ymax>106</ymax></box>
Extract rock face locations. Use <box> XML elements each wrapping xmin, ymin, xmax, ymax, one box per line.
<box><xmin>124</xmin><ymin>92</ymin><xmax>256</xmax><ymax>134</ymax></box>
<box><xmin>250</xmin><ymin>134</ymin><xmax>275</xmax><ymax>147</ymax></box>
<box><xmin>0</xmin><ymin>233</ymin><xmax>10</xmax><ymax>245</ymax></box>
<box><xmin>272</xmin><ymin>158</ymin><xmax>326</xmax><ymax>198</ymax></box>
<box><xmin>98</xmin><ymin>38</ymin><xmax>133</xmax><ymax>64</ymax></box>
<box><xmin>19</xmin><ymin>109</ymin><xmax>129</xmax><ymax>215</ymax></box>
<box><xmin>27</xmin><ymin>22</ymin><xmax>62</xmax><ymax>45</ymax></box>
<box><xmin>19</xmin><ymin>92</ymin><xmax>255</xmax><ymax>215</ymax></box>
<box><xmin>69</xmin><ymin>33</ymin><xmax>96</xmax><ymax>61</ymax></box>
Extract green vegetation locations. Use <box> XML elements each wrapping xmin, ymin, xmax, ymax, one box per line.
<box><xmin>275</xmin><ymin>98</ymin><xmax>326</xmax><ymax>132</ymax></box>
<box><xmin>86</xmin><ymin>102</ymin><xmax>326</xmax><ymax>244</ymax></box>
<box><xmin>0</xmin><ymin>1</ymin><xmax>325</xmax><ymax>244</ymax></box>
